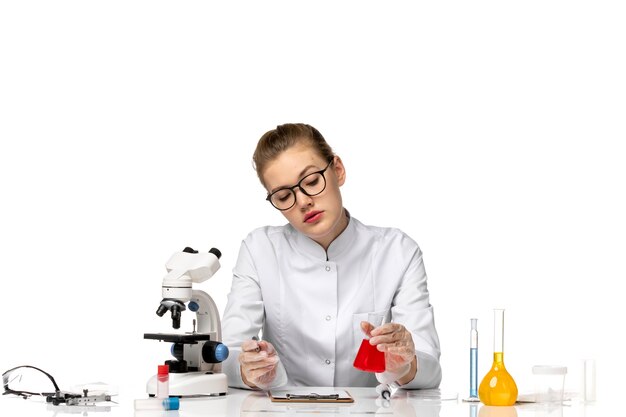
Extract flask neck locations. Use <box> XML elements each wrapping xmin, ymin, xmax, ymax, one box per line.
<box><xmin>493</xmin><ymin>309</ymin><xmax>505</xmax><ymax>353</ymax></box>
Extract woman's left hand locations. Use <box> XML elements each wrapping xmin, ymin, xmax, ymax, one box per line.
<box><xmin>361</xmin><ymin>322</ymin><xmax>416</xmax><ymax>379</ymax></box>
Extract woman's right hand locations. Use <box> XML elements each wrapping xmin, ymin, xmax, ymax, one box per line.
<box><xmin>239</xmin><ymin>339</ymin><xmax>280</xmax><ymax>390</ymax></box>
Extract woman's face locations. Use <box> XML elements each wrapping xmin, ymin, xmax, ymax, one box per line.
<box><xmin>262</xmin><ymin>143</ymin><xmax>347</xmax><ymax>249</ymax></box>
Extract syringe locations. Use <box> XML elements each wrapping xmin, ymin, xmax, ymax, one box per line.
<box><xmin>376</xmin><ymin>381</ymin><xmax>400</xmax><ymax>400</ymax></box>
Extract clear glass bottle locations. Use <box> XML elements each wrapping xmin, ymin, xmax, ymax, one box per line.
<box><xmin>479</xmin><ymin>309</ymin><xmax>518</xmax><ymax>406</ymax></box>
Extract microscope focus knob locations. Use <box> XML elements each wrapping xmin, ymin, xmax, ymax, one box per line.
<box><xmin>202</xmin><ymin>341</ymin><xmax>229</xmax><ymax>363</ymax></box>
<box><xmin>171</xmin><ymin>343</ymin><xmax>184</xmax><ymax>361</ymax></box>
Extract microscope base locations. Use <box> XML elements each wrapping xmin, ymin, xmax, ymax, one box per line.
<box><xmin>147</xmin><ymin>372</ymin><xmax>228</xmax><ymax>397</ymax></box>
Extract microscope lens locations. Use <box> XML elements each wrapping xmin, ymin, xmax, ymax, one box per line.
<box><xmin>171</xmin><ymin>307</ymin><xmax>181</xmax><ymax>329</ymax></box>
<box><xmin>156</xmin><ymin>304</ymin><xmax>168</xmax><ymax>317</ymax></box>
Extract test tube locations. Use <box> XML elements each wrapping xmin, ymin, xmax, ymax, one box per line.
<box><xmin>134</xmin><ymin>397</ymin><xmax>179</xmax><ymax>411</ymax></box>
<box><xmin>157</xmin><ymin>365</ymin><xmax>169</xmax><ymax>399</ymax></box>
<box><xmin>583</xmin><ymin>359</ymin><xmax>596</xmax><ymax>402</ymax></box>
<box><xmin>469</xmin><ymin>318</ymin><xmax>478</xmax><ymax>399</ymax></box>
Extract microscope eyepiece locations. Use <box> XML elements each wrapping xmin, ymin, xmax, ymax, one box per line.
<box><xmin>209</xmin><ymin>247</ymin><xmax>222</xmax><ymax>259</ymax></box>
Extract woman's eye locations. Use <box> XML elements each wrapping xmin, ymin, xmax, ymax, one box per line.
<box><xmin>274</xmin><ymin>191</ymin><xmax>291</xmax><ymax>202</ymax></box>
<box><xmin>305</xmin><ymin>177</ymin><xmax>320</xmax><ymax>187</ymax></box>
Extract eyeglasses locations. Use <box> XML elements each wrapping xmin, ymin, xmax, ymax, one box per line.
<box><xmin>2</xmin><ymin>365</ymin><xmax>60</xmax><ymax>399</ymax></box>
<box><xmin>266</xmin><ymin>160</ymin><xmax>333</xmax><ymax>211</ymax></box>
<box><xmin>2</xmin><ymin>365</ymin><xmax>117</xmax><ymax>406</ymax></box>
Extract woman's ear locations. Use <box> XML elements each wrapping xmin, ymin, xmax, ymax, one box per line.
<box><xmin>332</xmin><ymin>155</ymin><xmax>346</xmax><ymax>186</ymax></box>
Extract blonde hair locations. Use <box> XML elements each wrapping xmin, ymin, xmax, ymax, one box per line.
<box><xmin>253</xmin><ymin>123</ymin><xmax>334</xmax><ymax>186</ymax></box>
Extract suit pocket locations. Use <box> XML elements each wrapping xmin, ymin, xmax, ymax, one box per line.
<box><xmin>351</xmin><ymin>309</ymin><xmax>389</xmax><ymax>357</ymax></box>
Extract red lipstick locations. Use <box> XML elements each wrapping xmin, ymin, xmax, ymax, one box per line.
<box><xmin>304</xmin><ymin>210</ymin><xmax>323</xmax><ymax>223</ymax></box>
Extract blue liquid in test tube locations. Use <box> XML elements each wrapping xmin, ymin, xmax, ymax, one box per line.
<box><xmin>470</xmin><ymin>347</ymin><xmax>478</xmax><ymax>397</ymax></box>
<box><xmin>470</xmin><ymin>318</ymin><xmax>478</xmax><ymax>398</ymax></box>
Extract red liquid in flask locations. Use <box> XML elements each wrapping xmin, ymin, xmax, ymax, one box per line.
<box><xmin>353</xmin><ymin>339</ymin><xmax>386</xmax><ymax>373</ymax></box>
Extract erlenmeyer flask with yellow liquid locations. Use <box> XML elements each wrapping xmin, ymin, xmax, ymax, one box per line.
<box><xmin>479</xmin><ymin>308</ymin><xmax>518</xmax><ymax>406</ymax></box>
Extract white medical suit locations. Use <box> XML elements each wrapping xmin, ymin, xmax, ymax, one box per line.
<box><xmin>221</xmin><ymin>214</ymin><xmax>442</xmax><ymax>389</ymax></box>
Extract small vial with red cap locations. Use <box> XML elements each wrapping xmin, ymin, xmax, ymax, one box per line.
<box><xmin>157</xmin><ymin>365</ymin><xmax>169</xmax><ymax>399</ymax></box>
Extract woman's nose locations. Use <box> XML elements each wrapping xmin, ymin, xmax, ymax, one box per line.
<box><xmin>294</xmin><ymin>188</ymin><xmax>313</xmax><ymax>207</ymax></box>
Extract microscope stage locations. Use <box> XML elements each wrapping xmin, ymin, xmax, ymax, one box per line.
<box><xmin>143</xmin><ymin>333</ymin><xmax>212</xmax><ymax>343</ymax></box>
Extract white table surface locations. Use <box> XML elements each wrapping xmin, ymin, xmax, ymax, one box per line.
<box><xmin>0</xmin><ymin>386</ymin><xmax>612</xmax><ymax>417</ymax></box>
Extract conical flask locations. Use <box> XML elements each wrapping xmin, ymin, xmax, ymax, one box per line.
<box><xmin>353</xmin><ymin>312</ymin><xmax>386</xmax><ymax>373</ymax></box>
<box><xmin>478</xmin><ymin>309</ymin><xmax>518</xmax><ymax>406</ymax></box>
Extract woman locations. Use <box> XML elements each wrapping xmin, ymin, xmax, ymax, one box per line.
<box><xmin>221</xmin><ymin>123</ymin><xmax>441</xmax><ymax>389</ymax></box>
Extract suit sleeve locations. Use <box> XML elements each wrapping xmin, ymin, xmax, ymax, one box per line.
<box><xmin>221</xmin><ymin>240</ymin><xmax>265</xmax><ymax>388</ymax></box>
<box><xmin>221</xmin><ymin>239</ymin><xmax>288</xmax><ymax>389</ymax></box>
<box><xmin>390</xmin><ymin>236</ymin><xmax>442</xmax><ymax>389</ymax></box>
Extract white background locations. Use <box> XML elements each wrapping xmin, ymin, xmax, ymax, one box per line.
<box><xmin>1</xmin><ymin>0</ymin><xmax>624</xmax><ymax>407</ymax></box>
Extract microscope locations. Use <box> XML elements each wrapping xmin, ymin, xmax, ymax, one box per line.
<box><xmin>144</xmin><ymin>247</ymin><xmax>229</xmax><ymax>397</ymax></box>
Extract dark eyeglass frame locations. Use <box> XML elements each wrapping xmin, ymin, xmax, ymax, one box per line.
<box><xmin>266</xmin><ymin>159</ymin><xmax>334</xmax><ymax>211</ymax></box>
<box><xmin>2</xmin><ymin>365</ymin><xmax>61</xmax><ymax>399</ymax></box>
